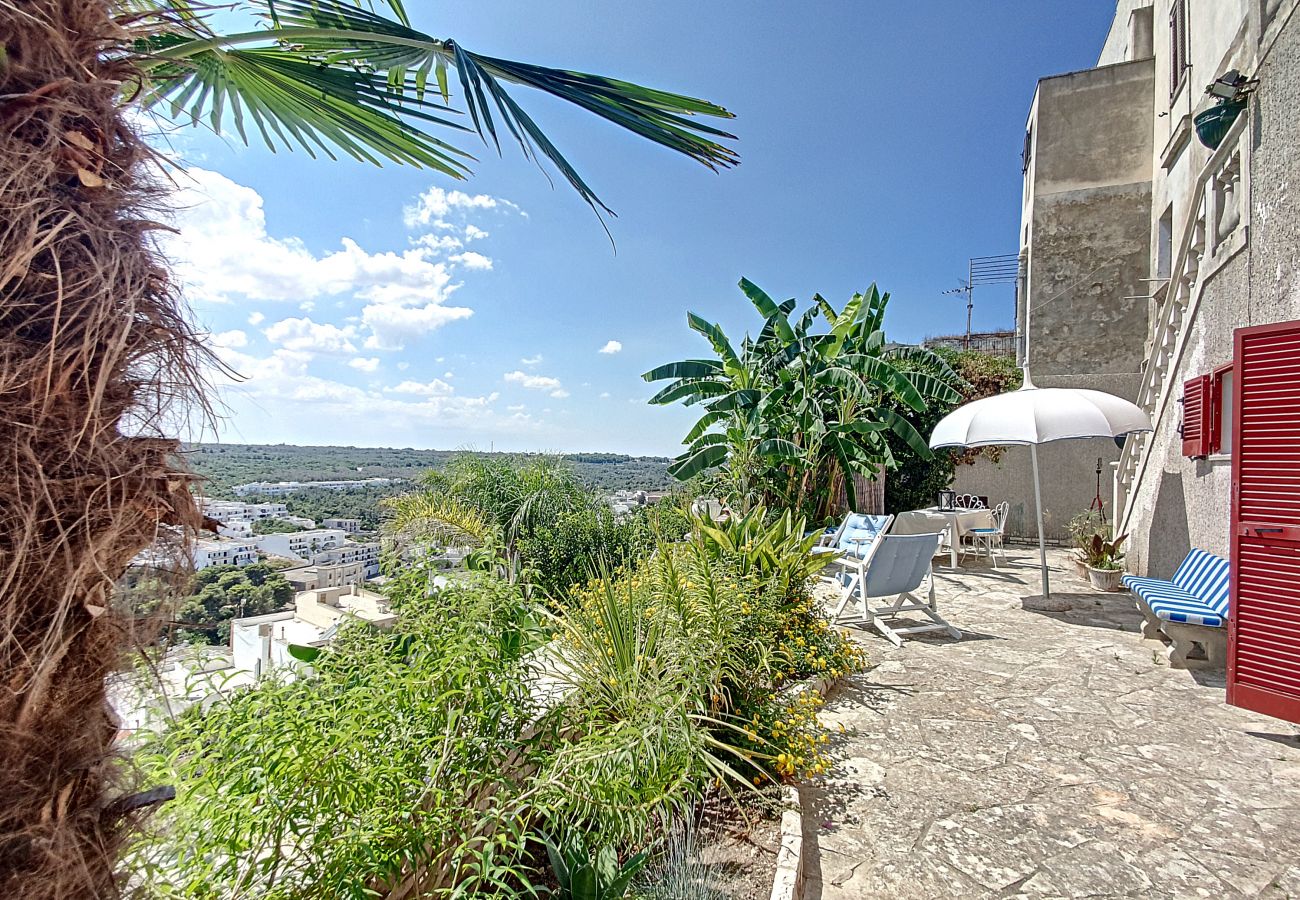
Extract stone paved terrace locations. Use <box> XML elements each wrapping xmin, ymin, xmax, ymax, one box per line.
<box><xmin>803</xmin><ymin>548</ymin><xmax>1300</xmax><ymax>899</ymax></box>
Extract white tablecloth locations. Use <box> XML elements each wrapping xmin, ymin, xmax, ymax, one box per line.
<box><xmin>894</xmin><ymin>508</ymin><xmax>993</xmax><ymax>536</ymax></box>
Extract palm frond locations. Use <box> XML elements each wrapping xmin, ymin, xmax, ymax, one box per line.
<box><xmin>134</xmin><ymin>0</ymin><xmax>738</xmax><ymax>212</ymax></box>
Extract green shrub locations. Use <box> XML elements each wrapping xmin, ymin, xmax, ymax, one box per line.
<box><xmin>542</xmin><ymin>517</ymin><xmax>865</xmax><ymax>846</ymax></box>
<box><xmin>129</xmin><ymin>567</ymin><xmax>546</xmax><ymax>898</ymax></box>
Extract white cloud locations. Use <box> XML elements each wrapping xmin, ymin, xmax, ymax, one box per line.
<box><xmin>504</xmin><ymin>370</ymin><xmax>563</xmax><ymax>391</ymax></box>
<box><xmin>520</xmin><ymin>354</ymin><xmax>543</xmax><ymax>366</ymax></box>
<box><xmin>599</xmin><ymin>340</ymin><xmax>623</xmax><ymax>355</ymax></box>
<box><xmin>164</xmin><ymin>168</ymin><xmax>484</xmax><ymax>351</ymax></box>
<box><xmin>550</xmin><ymin>389</ymin><xmax>570</xmax><ymax>399</ymax></box>
<box><xmin>213</xmin><ymin>346</ymin><xmax>528</xmax><ymax>437</ymax></box>
<box><xmin>362</xmin><ymin>300</ymin><xmax>472</xmax><ymax>351</ymax></box>
<box><xmin>348</xmin><ymin>357</ymin><xmax>380</xmax><ymax>372</ymax></box>
<box><xmin>443</xmin><ymin>371</ymin><xmax>454</xmax><ymax>378</ymax></box>
<box><xmin>264</xmin><ymin>317</ymin><xmax>357</xmax><ymax>354</ymax></box>
<box><xmin>449</xmin><ymin>251</ymin><xmax>493</xmax><ymax>271</ymax></box>
<box><xmin>247</xmin><ymin>311</ymin><xmax>265</xmax><ymax>326</ymax></box>
<box><xmin>384</xmin><ymin>378</ymin><xmax>454</xmax><ymax>397</ymax></box>
<box><xmin>599</xmin><ymin>391</ymin><xmax>611</xmax><ymax>399</ymax></box>
<box><xmin>507</xmin><ymin>404</ymin><xmax>526</xmax><ymax>412</ymax></box>
<box><xmin>396</xmin><ymin>361</ymin><xmax>410</xmax><ymax>371</ymax></box>
<box><xmin>464</xmin><ymin>225</ymin><xmax>489</xmax><ymax>241</ymax></box>
<box><xmin>213</xmin><ymin>329</ymin><xmax>247</xmax><ymax>349</ymax></box>
<box><xmin>414</xmin><ymin>233</ymin><xmax>463</xmax><ymax>253</ymax></box>
<box><xmin>404</xmin><ymin>187</ymin><xmax>507</xmax><ymax>228</ymax></box>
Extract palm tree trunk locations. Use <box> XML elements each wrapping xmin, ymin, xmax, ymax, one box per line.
<box><xmin>1</xmin><ymin>4</ymin><xmax>207</xmax><ymax>896</ymax></box>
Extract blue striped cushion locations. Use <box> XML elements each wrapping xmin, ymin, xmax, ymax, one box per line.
<box><xmin>1169</xmin><ymin>549</ymin><xmax>1230</xmax><ymax>619</ymax></box>
<box><xmin>1122</xmin><ymin>576</ymin><xmax>1225</xmax><ymax>627</ymax></box>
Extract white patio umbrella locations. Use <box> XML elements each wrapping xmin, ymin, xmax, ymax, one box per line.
<box><xmin>929</xmin><ymin>372</ymin><xmax>1152</xmax><ymax>598</ymax></box>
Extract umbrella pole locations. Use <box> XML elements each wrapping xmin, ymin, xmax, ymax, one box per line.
<box><xmin>1030</xmin><ymin>443</ymin><xmax>1050</xmax><ymax>598</ymax></box>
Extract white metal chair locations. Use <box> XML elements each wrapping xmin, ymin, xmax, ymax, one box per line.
<box><xmin>962</xmin><ymin>501</ymin><xmax>1009</xmax><ymax>568</ymax></box>
<box><xmin>955</xmin><ymin>493</ymin><xmax>986</xmax><ymax>509</ymax></box>
<box><xmin>812</xmin><ymin>513</ymin><xmax>894</xmax><ymax>604</ymax></box>
<box><xmin>831</xmin><ymin>532</ymin><xmax>961</xmax><ymax>646</ymax></box>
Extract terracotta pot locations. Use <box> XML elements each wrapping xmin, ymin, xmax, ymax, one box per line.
<box><xmin>1071</xmin><ymin>552</ymin><xmax>1089</xmax><ymax>578</ymax></box>
<box><xmin>1087</xmin><ymin>565</ymin><xmax>1124</xmax><ymax>592</ymax></box>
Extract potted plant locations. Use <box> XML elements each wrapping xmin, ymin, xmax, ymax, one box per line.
<box><xmin>1084</xmin><ymin>532</ymin><xmax>1127</xmax><ymax>592</ymax></box>
<box><xmin>1067</xmin><ymin>510</ymin><xmax>1106</xmax><ymax>578</ymax></box>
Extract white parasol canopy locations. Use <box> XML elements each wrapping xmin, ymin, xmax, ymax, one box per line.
<box><xmin>929</xmin><ymin>373</ymin><xmax>1152</xmax><ymax>598</ymax></box>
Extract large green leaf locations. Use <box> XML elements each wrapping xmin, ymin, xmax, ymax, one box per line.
<box><xmin>843</xmin><ymin>355</ymin><xmax>926</xmax><ymax>412</ymax></box>
<box><xmin>641</xmin><ymin>359</ymin><xmax>724</xmax><ymax>382</ymax></box>
<box><xmin>668</xmin><ymin>443</ymin><xmax>729</xmax><ymax>480</ymax></box>
<box><xmin>685</xmin><ymin>313</ymin><xmax>742</xmax><ymax>374</ymax></box>
<box><xmin>879</xmin><ymin>408</ymin><xmax>933</xmax><ymax>459</ymax></box>
<box><xmin>682</xmin><ymin>409</ymin><xmax>726</xmax><ymax>444</ymax></box>
<box><xmin>706</xmin><ymin>389</ymin><xmax>760</xmax><ymax>413</ymax></box>
<box><xmin>644</xmin><ymin>377</ymin><xmax>728</xmax><ymax>403</ymax></box>
<box><xmin>738</xmin><ymin>278</ymin><xmax>795</xmax><ymax>344</ymax></box>
<box><xmin>755</xmin><ymin>438</ymin><xmax>804</xmax><ymax>462</ymax></box>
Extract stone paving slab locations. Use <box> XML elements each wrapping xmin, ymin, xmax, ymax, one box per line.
<box><xmin>803</xmin><ymin>548</ymin><xmax>1300</xmax><ymax>899</ymax></box>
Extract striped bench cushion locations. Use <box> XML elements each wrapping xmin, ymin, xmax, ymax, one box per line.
<box><xmin>1121</xmin><ymin>549</ymin><xmax>1230</xmax><ymax>628</ymax></box>
<box><xmin>1122</xmin><ymin>576</ymin><xmax>1224</xmax><ymax>627</ymax></box>
<box><xmin>1169</xmin><ymin>549</ymin><xmax>1230</xmax><ymax>619</ymax></box>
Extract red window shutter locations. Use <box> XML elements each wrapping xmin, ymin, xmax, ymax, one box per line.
<box><xmin>1208</xmin><ymin>364</ymin><xmax>1232</xmax><ymax>455</ymax></box>
<box><xmin>1181</xmin><ymin>374</ymin><xmax>1211</xmax><ymax>457</ymax></box>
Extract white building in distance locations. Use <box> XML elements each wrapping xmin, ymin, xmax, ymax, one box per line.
<box><xmin>254</xmin><ymin>529</ymin><xmax>349</xmax><ymax>562</ymax></box>
<box><xmin>233</xmin><ymin>478</ymin><xmax>396</xmax><ymax>497</ymax></box>
<box><xmin>192</xmin><ymin>538</ymin><xmax>258</xmax><ymax>570</ymax></box>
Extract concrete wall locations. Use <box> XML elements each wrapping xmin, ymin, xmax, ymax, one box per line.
<box><xmin>1023</xmin><ymin>59</ymin><xmax>1154</xmax><ymax>381</ymax></box>
<box><xmin>975</xmin><ymin>54</ymin><xmax>1153</xmax><ymax>542</ymax></box>
<box><xmin>1122</xmin><ymin>2</ymin><xmax>1300</xmax><ymax>576</ymax></box>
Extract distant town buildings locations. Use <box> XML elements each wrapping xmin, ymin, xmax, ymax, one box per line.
<box><xmin>192</xmin><ymin>537</ymin><xmax>258</xmax><ymax>570</ymax></box>
<box><xmin>607</xmin><ymin>489</ymin><xmax>666</xmax><ymax>518</ymax></box>
<box><xmin>253</xmin><ymin>528</ymin><xmax>349</xmax><ymax>561</ymax></box>
<box><xmin>110</xmin><ymin>585</ymin><xmax>402</xmax><ymax>737</ymax></box>
<box><xmin>230</xmin><ymin>584</ymin><xmax>397</xmax><ymax>679</ymax></box>
<box><xmin>233</xmin><ymin>478</ymin><xmax>397</xmax><ymax>497</ymax></box>
<box><xmin>199</xmin><ymin>499</ymin><xmax>315</xmax><ymax>537</ymax></box>
<box><xmin>322</xmin><ymin>517</ymin><xmax>365</xmax><ymax>533</ymax></box>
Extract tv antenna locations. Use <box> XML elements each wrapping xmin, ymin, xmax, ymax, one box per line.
<box><xmin>944</xmin><ymin>253</ymin><xmax>1019</xmax><ymax>348</ymax></box>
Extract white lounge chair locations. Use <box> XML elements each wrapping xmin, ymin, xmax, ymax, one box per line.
<box><xmin>832</xmin><ymin>532</ymin><xmax>961</xmax><ymax>646</ymax></box>
<box><xmin>812</xmin><ymin>513</ymin><xmax>894</xmax><ymax>604</ymax></box>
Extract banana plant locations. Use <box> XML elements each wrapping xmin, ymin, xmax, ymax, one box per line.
<box><xmin>645</xmin><ymin>278</ymin><xmax>964</xmax><ymax>519</ymax></box>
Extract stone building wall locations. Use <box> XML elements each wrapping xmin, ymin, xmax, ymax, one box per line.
<box><xmin>1122</xmin><ymin>2</ymin><xmax>1300</xmax><ymax>576</ymax></box>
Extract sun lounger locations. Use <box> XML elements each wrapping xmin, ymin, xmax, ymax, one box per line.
<box><xmin>831</xmin><ymin>532</ymin><xmax>961</xmax><ymax>646</ymax></box>
<box><xmin>1122</xmin><ymin>549</ymin><xmax>1230</xmax><ymax>669</ymax></box>
<box><xmin>812</xmin><ymin>513</ymin><xmax>893</xmax><ymax>603</ymax></box>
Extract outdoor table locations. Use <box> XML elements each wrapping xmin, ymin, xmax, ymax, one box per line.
<box><xmin>894</xmin><ymin>507</ymin><xmax>995</xmax><ymax>567</ymax></box>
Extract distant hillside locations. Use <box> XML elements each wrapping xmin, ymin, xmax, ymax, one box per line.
<box><xmin>183</xmin><ymin>443</ymin><xmax>675</xmax><ymax>496</ymax></box>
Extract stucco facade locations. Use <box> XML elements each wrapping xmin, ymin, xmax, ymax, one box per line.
<box><xmin>958</xmin><ymin>0</ymin><xmax>1300</xmax><ymax>556</ymax></box>
<box><xmin>954</xmin><ymin>52</ymin><xmax>1154</xmax><ymax>540</ymax></box>
<box><xmin>1120</xmin><ymin>0</ymin><xmax>1300</xmax><ymax>576</ymax></box>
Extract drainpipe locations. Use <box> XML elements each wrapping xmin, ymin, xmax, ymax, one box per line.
<box><xmin>1016</xmin><ymin>251</ymin><xmax>1029</xmax><ymax>370</ymax></box>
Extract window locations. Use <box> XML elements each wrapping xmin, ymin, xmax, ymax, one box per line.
<box><xmin>1157</xmin><ymin>204</ymin><xmax>1174</xmax><ymax>279</ymax></box>
<box><xmin>1210</xmin><ymin>363</ymin><xmax>1233</xmax><ymax>455</ymax></box>
<box><xmin>1182</xmin><ymin>364</ymin><xmax>1235</xmax><ymax>458</ymax></box>
<box><xmin>1021</xmin><ymin>124</ymin><xmax>1033</xmax><ymax>174</ymax></box>
<box><xmin>1170</xmin><ymin>0</ymin><xmax>1189</xmax><ymax>98</ymax></box>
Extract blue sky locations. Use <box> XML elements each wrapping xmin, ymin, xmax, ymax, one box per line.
<box><xmin>167</xmin><ymin>1</ymin><xmax>1115</xmax><ymax>456</ymax></box>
